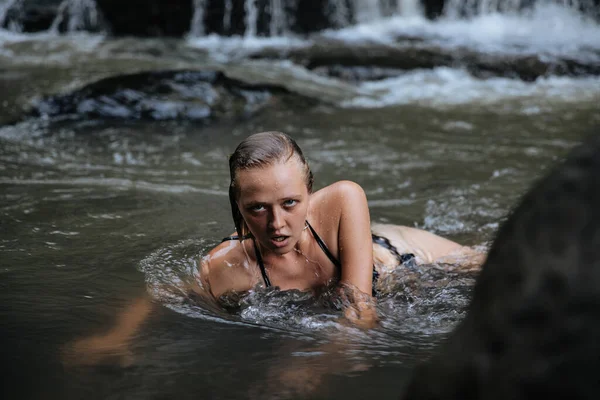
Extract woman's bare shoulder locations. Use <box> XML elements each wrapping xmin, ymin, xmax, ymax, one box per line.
<box><xmin>312</xmin><ymin>180</ymin><xmax>366</xmax><ymax>200</ymax></box>
<box><xmin>200</xmin><ymin>238</ymin><xmax>256</xmax><ymax>298</ymax></box>
<box><xmin>311</xmin><ymin>181</ymin><xmax>367</xmax><ymax>215</ymax></box>
<box><xmin>309</xmin><ymin>181</ymin><xmax>366</xmax><ymax>226</ymax></box>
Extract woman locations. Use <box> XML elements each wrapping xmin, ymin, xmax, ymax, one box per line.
<box><xmin>64</xmin><ymin>131</ymin><xmax>484</xmax><ymax>366</ymax></box>
<box><xmin>199</xmin><ymin>131</ymin><xmax>483</xmax><ymax>325</ymax></box>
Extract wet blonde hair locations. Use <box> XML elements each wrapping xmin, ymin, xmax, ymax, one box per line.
<box><xmin>228</xmin><ymin>131</ymin><xmax>313</xmax><ymax>237</ymax></box>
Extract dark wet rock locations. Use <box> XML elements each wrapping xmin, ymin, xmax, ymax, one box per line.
<box><xmin>401</xmin><ymin>132</ymin><xmax>600</xmax><ymax>400</ymax></box>
<box><xmin>96</xmin><ymin>0</ymin><xmax>192</xmax><ymax>37</ymax></box>
<box><xmin>249</xmin><ymin>39</ymin><xmax>600</xmax><ymax>81</ymax></box>
<box><xmin>30</xmin><ymin>70</ymin><xmax>318</xmax><ymax>122</ymax></box>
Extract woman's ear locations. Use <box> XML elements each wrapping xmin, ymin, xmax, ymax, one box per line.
<box><xmin>241</xmin><ymin>220</ymin><xmax>249</xmax><ymax>238</ymax></box>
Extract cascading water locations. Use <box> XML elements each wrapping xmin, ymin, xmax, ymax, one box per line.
<box><xmin>398</xmin><ymin>0</ymin><xmax>424</xmax><ymax>17</ymax></box>
<box><xmin>185</xmin><ymin>0</ymin><xmax>597</xmax><ymax>38</ymax></box>
<box><xmin>190</xmin><ymin>0</ymin><xmax>206</xmax><ymax>37</ymax></box>
<box><xmin>223</xmin><ymin>0</ymin><xmax>233</xmax><ymax>32</ymax></box>
<box><xmin>352</xmin><ymin>0</ymin><xmax>385</xmax><ymax>23</ymax></box>
<box><xmin>328</xmin><ymin>0</ymin><xmax>352</xmax><ymax>27</ymax></box>
<box><xmin>49</xmin><ymin>0</ymin><xmax>104</xmax><ymax>33</ymax></box>
<box><xmin>0</xmin><ymin>0</ymin><xmax>12</xmax><ymax>25</ymax></box>
<box><xmin>443</xmin><ymin>0</ymin><xmax>599</xmax><ymax>18</ymax></box>
<box><xmin>244</xmin><ymin>0</ymin><xmax>258</xmax><ymax>37</ymax></box>
<box><xmin>0</xmin><ymin>0</ymin><xmax>23</xmax><ymax>32</ymax></box>
<box><xmin>269</xmin><ymin>0</ymin><xmax>286</xmax><ymax>36</ymax></box>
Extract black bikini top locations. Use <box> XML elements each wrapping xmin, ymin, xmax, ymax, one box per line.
<box><xmin>221</xmin><ymin>222</ymin><xmax>415</xmax><ymax>288</ymax></box>
<box><xmin>221</xmin><ymin>220</ymin><xmax>340</xmax><ymax>287</ymax></box>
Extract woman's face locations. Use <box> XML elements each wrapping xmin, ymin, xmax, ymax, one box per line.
<box><xmin>236</xmin><ymin>158</ymin><xmax>310</xmax><ymax>255</ymax></box>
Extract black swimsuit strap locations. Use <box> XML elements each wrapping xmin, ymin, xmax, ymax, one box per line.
<box><xmin>247</xmin><ymin>221</ymin><xmax>341</xmax><ymax>288</ymax></box>
<box><xmin>221</xmin><ymin>234</ymin><xmax>271</xmax><ymax>287</ymax></box>
<box><xmin>253</xmin><ymin>240</ymin><xmax>272</xmax><ymax>287</ymax></box>
<box><xmin>306</xmin><ymin>221</ymin><xmax>342</xmax><ymax>268</ymax></box>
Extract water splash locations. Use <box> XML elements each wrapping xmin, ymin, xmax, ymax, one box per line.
<box><xmin>137</xmin><ymin>237</ymin><xmax>480</xmax><ymax>337</ymax></box>
<box><xmin>49</xmin><ymin>0</ymin><xmax>105</xmax><ymax>33</ymax></box>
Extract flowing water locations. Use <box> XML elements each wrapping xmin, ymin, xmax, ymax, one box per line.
<box><xmin>1</xmin><ymin>3</ymin><xmax>600</xmax><ymax>399</ymax></box>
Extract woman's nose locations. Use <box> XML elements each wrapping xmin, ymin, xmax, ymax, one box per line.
<box><xmin>269</xmin><ymin>208</ymin><xmax>284</xmax><ymax>230</ymax></box>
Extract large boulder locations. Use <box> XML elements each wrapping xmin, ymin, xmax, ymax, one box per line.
<box><xmin>95</xmin><ymin>0</ymin><xmax>192</xmax><ymax>36</ymax></box>
<box><xmin>401</xmin><ymin>132</ymin><xmax>600</xmax><ymax>399</ymax></box>
<box><xmin>248</xmin><ymin>38</ymin><xmax>600</xmax><ymax>81</ymax></box>
<box><xmin>29</xmin><ymin>69</ymin><xmax>318</xmax><ymax>122</ymax></box>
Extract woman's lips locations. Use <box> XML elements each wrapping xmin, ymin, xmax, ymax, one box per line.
<box><xmin>270</xmin><ymin>235</ymin><xmax>289</xmax><ymax>248</ymax></box>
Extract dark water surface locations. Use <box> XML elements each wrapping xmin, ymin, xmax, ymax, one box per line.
<box><xmin>2</xmin><ymin>104</ymin><xmax>599</xmax><ymax>399</ymax></box>
<box><xmin>2</xmin><ymin>11</ymin><xmax>600</xmax><ymax>399</ymax></box>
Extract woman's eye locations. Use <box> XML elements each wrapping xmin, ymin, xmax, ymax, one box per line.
<box><xmin>249</xmin><ymin>205</ymin><xmax>265</xmax><ymax>212</ymax></box>
<box><xmin>283</xmin><ymin>199</ymin><xmax>297</xmax><ymax>207</ymax></box>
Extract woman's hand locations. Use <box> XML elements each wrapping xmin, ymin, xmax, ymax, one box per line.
<box><xmin>343</xmin><ymin>299</ymin><xmax>379</xmax><ymax>330</ymax></box>
<box><xmin>62</xmin><ymin>297</ymin><xmax>152</xmax><ymax>367</ymax></box>
<box><xmin>337</xmin><ymin>283</ymin><xmax>379</xmax><ymax>329</ymax></box>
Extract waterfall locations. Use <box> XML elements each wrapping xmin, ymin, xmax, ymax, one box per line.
<box><xmin>223</xmin><ymin>0</ymin><xmax>233</xmax><ymax>32</ymax></box>
<box><xmin>328</xmin><ymin>0</ymin><xmax>424</xmax><ymax>26</ymax></box>
<box><xmin>328</xmin><ymin>0</ymin><xmax>351</xmax><ymax>27</ymax></box>
<box><xmin>190</xmin><ymin>0</ymin><xmax>206</xmax><ymax>37</ymax></box>
<box><xmin>0</xmin><ymin>0</ymin><xmax>23</xmax><ymax>32</ymax></box>
<box><xmin>244</xmin><ymin>0</ymin><xmax>258</xmax><ymax>37</ymax></box>
<box><xmin>269</xmin><ymin>0</ymin><xmax>286</xmax><ymax>36</ymax></box>
<box><xmin>329</xmin><ymin>0</ymin><xmax>351</xmax><ymax>27</ymax></box>
<box><xmin>443</xmin><ymin>0</ymin><xmax>599</xmax><ymax>18</ymax></box>
<box><xmin>352</xmin><ymin>0</ymin><xmax>384</xmax><ymax>23</ymax></box>
<box><xmin>0</xmin><ymin>0</ymin><xmax>12</xmax><ymax>26</ymax></box>
<box><xmin>50</xmin><ymin>0</ymin><xmax>104</xmax><ymax>33</ymax></box>
<box><xmin>398</xmin><ymin>0</ymin><xmax>423</xmax><ymax>17</ymax></box>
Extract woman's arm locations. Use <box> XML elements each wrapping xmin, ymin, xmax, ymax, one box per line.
<box><xmin>62</xmin><ymin>296</ymin><xmax>153</xmax><ymax>366</ymax></box>
<box><xmin>63</xmin><ymin>261</ymin><xmax>217</xmax><ymax>367</ymax></box>
<box><xmin>334</xmin><ymin>181</ymin><xmax>379</xmax><ymax>329</ymax></box>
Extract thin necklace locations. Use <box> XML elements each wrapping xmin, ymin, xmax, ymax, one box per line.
<box><xmin>294</xmin><ymin>227</ymin><xmax>323</xmax><ymax>275</ymax></box>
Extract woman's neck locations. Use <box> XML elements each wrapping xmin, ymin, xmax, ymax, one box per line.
<box><xmin>257</xmin><ymin>228</ymin><xmax>310</xmax><ymax>266</ymax></box>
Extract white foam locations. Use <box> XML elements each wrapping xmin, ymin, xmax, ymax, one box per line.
<box><xmin>322</xmin><ymin>4</ymin><xmax>600</xmax><ymax>59</ymax></box>
<box><xmin>185</xmin><ymin>33</ymin><xmax>307</xmax><ymax>61</ymax></box>
<box><xmin>342</xmin><ymin>67</ymin><xmax>600</xmax><ymax>109</ymax></box>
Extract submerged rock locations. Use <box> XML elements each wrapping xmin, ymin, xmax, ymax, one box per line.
<box><xmin>30</xmin><ymin>69</ymin><xmax>318</xmax><ymax>122</ymax></box>
<box><xmin>401</xmin><ymin>132</ymin><xmax>600</xmax><ymax>399</ymax></box>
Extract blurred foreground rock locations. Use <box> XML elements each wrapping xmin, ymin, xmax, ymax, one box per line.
<box><xmin>401</xmin><ymin>132</ymin><xmax>600</xmax><ymax>400</ymax></box>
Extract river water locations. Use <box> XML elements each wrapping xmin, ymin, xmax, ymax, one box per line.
<box><xmin>1</xmin><ymin>4</ymin><xmax>600</xmax><ymax>400</ymax></box>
